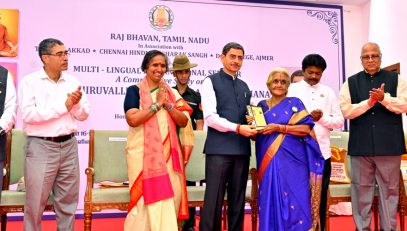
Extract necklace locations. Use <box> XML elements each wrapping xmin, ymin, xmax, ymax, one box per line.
<box><xmin>267</xmin><ymin>97</ymin><xmax>285</xmax><ymax>110</ymax></box>
<box><xmin>267</xmin><ymin>98</ymin><xmax>275</xmax><ymax>109</ymax></box>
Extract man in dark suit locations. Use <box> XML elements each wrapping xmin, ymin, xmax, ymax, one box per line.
<box><xmin>200</xmin><ymin>42</ymin><xmax>256</xmax><ymax>231</ymax></box>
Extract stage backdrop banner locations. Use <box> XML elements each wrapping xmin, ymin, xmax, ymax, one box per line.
<box><xmin>0</xmin><ymin>0</ymin><xmax>344</xmax><ymax>212</ymax></box>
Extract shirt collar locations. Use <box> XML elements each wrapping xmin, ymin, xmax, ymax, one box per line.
<box><xmin>40</xmin><ymin>68</ymin><xmax>66</xmax><ymax>81</ymax></box>
<box><xmin>220</xmin><ymin>68</ymin><xmax>237</xmax><ymax>79</ymax></box>
<box><xmin>364</xmin><ymin>68</ymin><xmax>381</xmax><ymax>77</ymax></box>
<box><xmin>173</xmin><ymin>85</ymin><xmax>191</xmax><ymax>96</ymax></box>
<box><xmin>299</xmin><ymin>79</ymin><xmax>319</xmax><ymax>88</ymax></box>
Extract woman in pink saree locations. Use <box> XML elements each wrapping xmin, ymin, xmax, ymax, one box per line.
<box><xmin>123</xmin><ymin>50</ymin><xmax>194</xmax><ymax>231</ymax></box>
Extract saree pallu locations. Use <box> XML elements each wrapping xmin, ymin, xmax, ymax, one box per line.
<box><xmin>124</xmin><ymin>88</ymin><xmax>192</xmax><ymax>231</ymax></box>
<box><xmin>256</xmin><ymin>97</ymin><xmax>324</xmax><ymax>231</ymax></box>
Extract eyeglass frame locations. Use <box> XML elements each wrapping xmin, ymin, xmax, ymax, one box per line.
<box><xmin>360</xmin><ymin>54</ymin><xmax>381</xmax><ymax>61</ymax></box>
<box><xmin>271</xmin><ymin>79</ymin><xmax>288</xmax><ymax>85</ymax></box>
<box><xmin>45</xmin><ymin>51</ymin><xmax>70</xmax><ymax>58</ymax></box>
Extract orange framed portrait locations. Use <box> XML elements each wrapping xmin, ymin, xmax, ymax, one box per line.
<box><xmin>0</xmin><ymin>9</ymin><xmax>19</xmax><ymax>58</ymax></box>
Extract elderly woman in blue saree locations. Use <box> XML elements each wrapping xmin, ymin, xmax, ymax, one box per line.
<box><xmin>252</xmin><ymin>68</ymin><xmax>325</xmax><ymax>231</ymax></box>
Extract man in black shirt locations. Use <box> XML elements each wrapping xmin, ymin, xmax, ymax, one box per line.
<box><xmin>171</xmin><ymin>55</ymin><xmax>203</xmax><ymax>130</ymax></box>
<box><xmin>171</xmin><ymin>55</ymin><xmax>203</xmax><ymax>231</ymax></box>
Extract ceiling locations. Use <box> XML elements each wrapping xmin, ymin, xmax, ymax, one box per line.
<box><xmin>277</xmin><ymin>0</ymin><xmax>370</xmax><ymax>6</ymax></box>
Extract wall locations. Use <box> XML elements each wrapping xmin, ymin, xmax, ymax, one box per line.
<box><xmin>350</xmin><ymin>0</ymin><xmax>407</xmax><ymax>128</ymax></box>
<box><xmin>370</xmin><ymin>0</ymin><xmax>407</xmax><ymax>75</ymax></box>
<box><xmin>342</xmin><ymin>2</ymin><xmax>370</xmax><ymax>78</ymax></box>
<box><xmin>343</xmin><ymin>0</ymin><xmax>406</xmax><ymax>77</ymax></box>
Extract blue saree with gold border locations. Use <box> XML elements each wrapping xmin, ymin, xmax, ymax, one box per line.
<box><xmin>256</xmin><ymin>97</ymin><xmax>324</xmax><ymax>231</ymax></box>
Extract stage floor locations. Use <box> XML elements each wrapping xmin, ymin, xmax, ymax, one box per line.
<box><xmin>6</xmin><ymin>213</ymin><xmax>403</xmax><ymax>230</ymax></box>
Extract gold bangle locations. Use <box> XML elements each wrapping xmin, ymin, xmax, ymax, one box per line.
<box><xmin>236</xmin><ymin>124</ymin><xmax>241</xmax><ymax>134</ymax></box>
<box><xmin>285</xmin><ymin>125</ymin><xmax>288</xmax><ymax>133</ymax></box>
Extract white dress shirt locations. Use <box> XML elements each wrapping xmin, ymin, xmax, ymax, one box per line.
<box><xmin>339</xmin><ymin>74</ymin><xmax>407</xmax><ymax>119</ymax></box>
<box><xmin>288</xmin><ymin>80</ymin><xmax>344</xmax><ymax>159</ymax></box>
<box><xmin>18</xmin><ymin>68</ymin><xmax>90</xmax><ymax>137</ymax></box>
<box><xmin>0</xmin><ymin>71</ymin><xmax>17</xmax><ymax>132</ymax></box>
<box><xmin>201</xmin><ymin>75</ymin><xmax>238</xmax><ymax>132</ymax></box>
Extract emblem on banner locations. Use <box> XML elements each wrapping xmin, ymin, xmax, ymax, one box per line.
<box><xmin>149</xmin><ymin>5</ymin><xmax>174</xmax><ymax>31</ymax></box>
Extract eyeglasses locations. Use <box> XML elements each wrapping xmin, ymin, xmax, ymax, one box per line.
<box><xmin>227</xmin><ymin>54</ymin><xmax>243</xmax><ymax>61</ymax></box>
<box><xmin>360</xmin><ymin>54</ymin><xmax>381</xmax><ymax>61</ymax></box>
<box><xmin>272</xmin><ymin>79</ymin><xmax>287</xmax><ymax>85</ymax></box>
<box><xmin>46</xmin><ymin>51</ymin><xmax>70</xmax><ymax>58</ymax></box>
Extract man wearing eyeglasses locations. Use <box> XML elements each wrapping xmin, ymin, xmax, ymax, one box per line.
<box><xmin>339</xmin><ymin>42</ymin><xmax>407</xmax><ymax>231</ymax></box>
<box><xmin>200</xmin><ymin>42</ymin><xmax>257</xmax><ymax>231</ymax></box>
<box><xmin>18</xmin><ymin>38</ymin><xmax>90</xmax><ymax>231</ymax></box>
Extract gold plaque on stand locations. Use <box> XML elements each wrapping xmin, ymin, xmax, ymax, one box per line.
<box><xmin>246</xmin><ymin>105</ymin><xmax>267</xmax><ymax>130</ymax></box>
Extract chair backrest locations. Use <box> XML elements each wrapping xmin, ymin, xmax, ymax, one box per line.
<box><xmin>185</xmin><ymin>130</ymin><xmax>206</xmax><ymax>182</ymax></box>
<box><xmin>330</xmin><ymin>131</ymin><xmax>352</xmax><ymax>176</ymax></box>
<box><xmin>9</xmin><ymin>129</ymin><xmax>26</xmax><ymax>185</ymax></box>
<box><xmin>89</xmin><ymin>130</ymin><xmax>128</xmax><ymax>183</ymax></box>
<box><xmin>330</xmin><ymin>131</ymin><xmax>349</xmax><ymax>150</ymax></box>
